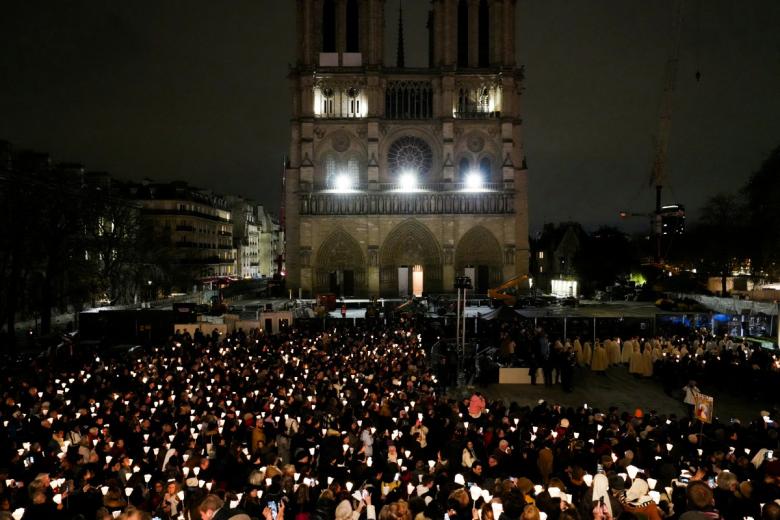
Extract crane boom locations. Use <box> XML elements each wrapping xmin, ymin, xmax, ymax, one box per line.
<box><xmin>487</xmin><ymin>275</ymin><xmax>529</xmax><ymax>306</ymax></box>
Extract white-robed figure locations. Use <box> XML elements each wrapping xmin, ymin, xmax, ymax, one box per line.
<box><xmin>573</xmin><ymin>338</ymin><xmax>584</xmax><ymax>366</ymax></box>
<box><xmin>583</xmin><ymin>341</ymin><xmax>593</xmax><ymax>366</ymax></box>
<box><xmin>591</xmin><ymin>340</ymin><xmax>609</xmax><ymax>373</ymax></box>
<box><xmin>606</xmin><ymin>338</ymin><xmax>621</xmax><ymax>366</ymax></box>
<box><xmin>621</xmin><ymin>338</ymin><xmax>635</xmax><ymax>364</ymax></box>
<box><xmin>641</xmin><ymin>342</ymin><xmax>654</xmax><ymax>377</ymax></box>
<box><xmin>628</xmin><ymin>341</ymin><xmax>643</xmax><ymax>374</ymax></box>
<box><xmin>652</xmin><ymin>343</ymin><xmax>663</xmax><ymax>363</ymax></box>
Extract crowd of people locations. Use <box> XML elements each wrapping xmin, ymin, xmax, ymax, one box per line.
<box><xmin>2</xmin><ymin>322</ymin><xmax>780</xmax><ymax>520</ymax></box>
<box><xmin>490</xmin><ymin>320</ymin><xmax>780</xmax><ymax>399</ymax></box>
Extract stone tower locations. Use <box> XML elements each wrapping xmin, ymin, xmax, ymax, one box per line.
<box><xmin>285</xmin><ymin>0</ymin><xmax>528</xmax><ymax>298</ymax></box>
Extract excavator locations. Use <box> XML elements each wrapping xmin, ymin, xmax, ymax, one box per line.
<box><xmin>487</xmin><ymin>275</ymin><xmax>529</xmax><ymax>307</ymax></box>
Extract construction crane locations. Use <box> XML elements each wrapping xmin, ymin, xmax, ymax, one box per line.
<box><xmin>487</xmin><ymin>275</ymin><xmax>529</xmax><ymax>307</ymax></box>
<box><xmin>621</xmin><ymin>0</ymin><xmax>686</xmax><ymax>265</ymax></box>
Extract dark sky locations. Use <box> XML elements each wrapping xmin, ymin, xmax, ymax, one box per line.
<box><xmin>2</xmin><ymin>1</ymin><xmax>779</xmax><ymax>232</ymax></box>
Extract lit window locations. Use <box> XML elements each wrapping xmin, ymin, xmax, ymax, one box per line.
<box><xmin>538</xmin><ymin>251</ymin><xmax>544</xmax><ymax>259</ymax></box>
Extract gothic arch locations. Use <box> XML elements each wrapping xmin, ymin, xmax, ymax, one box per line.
<box><xmin>457</xmin><ymin>157</ymin><xmax>472</xmax><ymax>181</ymax></box>
<box><xmin>322</xmin><ymin>0</ymin><xmax>337</xmax><ymax>53</ymax></box>
<box><xmin>457</xmin><ymin>0</ymin><xmax>469</xmax><ymax>67</ymax></box>
<box><xmin>454</xmin><ymin>225</ymin><xmax>504</xmax><ymax>289</ymax></box>
<box><xmin>314</xmin><ymin>229</ymin><xmax>367</xmax><ymax>295</ymax></box>
<box><xmin>478</xmin><ymin>0</ymin><xmax>490</xmax><ymax>67</ymax></box>
<box><xmin>315</xmin><ymin>130</ymin><xmax>367</xmax><ymax>187</ymax></box>
<box><xmin>454</xmin><ymin>131</ymin><xmax>500</xmax><ymax>182</ymax></box>
<box><xmin>346</xmin><ymin>0</ymin><xmax>360</xmax><ymax>52</ymax></box>
<box><xmin>478</xmin><ymin>155</ymin><xmax>494</xmax><ymax>180</ymax></box>
<box><xmin>379</xmin><ymin>219</ymin><xmax>443</xmax><ymax>295</ymax></box>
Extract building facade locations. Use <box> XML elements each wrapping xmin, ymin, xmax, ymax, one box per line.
<box><xmin>136</xmin><ymin>182</ymin><xmax>236</xmax><ymax>278</ymax></box>
<box><xmin>285</xmin><ymin>0</ymin><xmax>529</xmax><ymax>297</ymax></box>
<box><xmin>229</xmin><ymin>198</ymin><xmax>261</xmax><ymax>279</ymax></box>
<box><xmin>530</xmin><ymin>223</ymin><xmax>586</xmax><ymax>296</ymax></box>
<box><xmin>256</xmin><ymin>205</ymin><xmax>283</xmax><ymax>278</ymax></box>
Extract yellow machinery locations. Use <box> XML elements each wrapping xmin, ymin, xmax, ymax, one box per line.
<box><xmin>487</xmin><ymin>275</ymin><xmax>529</xmax><ymax>307</ymax></box>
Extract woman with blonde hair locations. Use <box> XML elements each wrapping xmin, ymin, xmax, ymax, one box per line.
<box><xmin>379</xmin><ymin>500</ymin><xmax>412</xmax><ymax>520</ymax></box>
<box><xmin>116</xmin><ymin>507</ymin><xmax>150</xmax><ymax>520</ymax></box>
<box><xmin>521</xmin><ymin>504</ymin><xmax>541</xmax><ymax>520</ymax></box>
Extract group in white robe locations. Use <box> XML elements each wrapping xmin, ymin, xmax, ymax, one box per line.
<box><xmin>583</xmin><ymin>341</ymin><xmax>593</xmax><ymax>366</ymax></box>
<box><xmin>591</xmin><ymin>341</ymin><xmax>609</xmax><ymax>372</ymax></box>
<box><xmin>621</xmin><ymin>339</ymin><xmax>635</xmax><ymax>364</ymax></box>
<box><xmin>606</xmin><ymin>338</ymin><xmax>621</xmax><ymax>366</ymax></box>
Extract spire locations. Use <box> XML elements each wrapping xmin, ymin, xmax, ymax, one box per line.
<box><xmin>396</xmin><ymin>2</ymin><xmax>405</xmax><ymax>68</ymax></box>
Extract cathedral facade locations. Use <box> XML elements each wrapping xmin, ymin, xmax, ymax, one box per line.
<box><xmin>285</xmin><ymin>0</ymin><xmax>529</xmax><ymax>298</ymax></box>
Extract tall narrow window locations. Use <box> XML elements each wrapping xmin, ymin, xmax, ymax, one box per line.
<box><xmin>457</xmin><ymin>0</ymin><xmax>469</xmax><ymax>68</ymax></box>
<box><xmin>322</xmin><ymin>0</ymin><xmax>337</xmax><ymax>53</ymax></box>
<box><xmin>346</xmin><ymin>157</ymin><xmax>360</xmax><ymax>185</ymax></box>
<box><xmin>459</xmin><ymin>158</ymin><xmax>471</xmax><ymax>181</ymax></box>
<box><xmin>325</xmin><ymin>154</ymin><xmax>337</xmax><ymax>186</ymax></box>
<box><xmin>478</xmin><ymin>0</ymin><xmax>490</xmax><ymax>67</ymax></box>
<box><xmin>479</xmin><ymin>157</ymin><xmax>492</xmax><ymax>180</ymax></box>
<box><xmin>346</xmin><ymin>0</ymin><xmax>360</xmax><ymax>52</ymax></box>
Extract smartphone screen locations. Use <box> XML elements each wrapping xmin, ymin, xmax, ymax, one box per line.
<box><xmin>269</xmin><ymin>501</ymin><xmax>279</xmax><ymax>520</ymax></box>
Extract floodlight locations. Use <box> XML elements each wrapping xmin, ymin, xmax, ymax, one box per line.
<box><xmin>465</xmin><ymin>171</ymin><xmax>483</xmax><ymax>190</ymax></box>
<box><xmin>334</xmin><ymin>174</ymin><xmax>353</xmax><ymax>192</ymax></box>
<box><xmin>398</xmin><ymin>171</ymin><xmax>418</xmax><ymax>191</ymax></box>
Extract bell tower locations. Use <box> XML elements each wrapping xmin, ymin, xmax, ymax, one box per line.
<box><xmin>429</xmin><ymin>0</ymin><xmax>517</xmax><ymax>69</ymax></box>
<box><xmin>295</xmin><ymin>0</ymin><xmax>385</xmax><ymax>69</ymax></box>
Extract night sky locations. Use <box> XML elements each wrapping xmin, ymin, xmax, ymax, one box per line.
<box><xmin>1</xmin><ymin>1</ymin><xmax>779</xmax><ymax>232</ymax></box>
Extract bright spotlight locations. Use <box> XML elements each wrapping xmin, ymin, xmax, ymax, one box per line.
<box><xmin>465</xmin><ymin>171</ymin><xmax>483</xmax><ymax>190</ymax></box>
<box><xmin>334</xmin><ymin>174</ymin><xmax>353</xmax><ymax>192</ymax></box>
<box><xmin>398</xmin><ymin>171</ymin><xmax>418</xmax><ymax>192</ymax></box>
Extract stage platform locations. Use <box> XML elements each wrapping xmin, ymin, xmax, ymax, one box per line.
<box><xmin>498</xmin><ymin>367</ymin><xmax>543</xmax><ymax>384</ymax></box>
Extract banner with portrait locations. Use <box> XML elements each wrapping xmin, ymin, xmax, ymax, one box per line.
<box><xmin>694</xmin><ymin>393</ymin><xmax>714</xmax><ymax>424</ymax></box>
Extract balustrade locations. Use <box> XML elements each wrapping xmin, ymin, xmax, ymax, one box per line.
<box><xmin>299</xmin><ymin>190</ymin><xmax>514</xmax><ymax>216</ymax></box>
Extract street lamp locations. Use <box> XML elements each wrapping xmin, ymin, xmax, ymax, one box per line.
<box><xmin>454</xmin><ymin>275</ymin><xmax>473</xmax><ymax>387</ymax></box>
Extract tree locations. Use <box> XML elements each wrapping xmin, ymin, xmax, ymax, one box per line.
<box><xmin>82</xmin><ymin>190</ymin><xmax>142</xmax><ymax>305</ymax></box>
<box><xmin>0</xmin><ymin>152</ymin><xmax>55</xmax><ymax>345</ymax></box>
<box><xmin>574</xmin><ymin>226</ymin><xmax>637</xmax><ymax>296</ymax></box>
<box><xmin>694</xmin><ymin>193</ymin><xmax>748</xmax><ymax>295</ymax></box>
<box><xmin>744</xmin><ymin>145</ymin><xmax>780</xmax><ymax>279</ymax></box>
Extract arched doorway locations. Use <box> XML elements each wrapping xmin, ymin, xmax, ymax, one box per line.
<box><xmin>454</xmin><ymin>225</ymin><xmax>503</xmax><ymax>293</ymax></box>
<box><xmin>380</xmin><ymin>220</ymin><xmax>443</xmax><ymax>297</ymax></box>
<box><xmin>314</xmin><ymin>230</ymin><xmax>366</xmax><ymax>297</ymax></box>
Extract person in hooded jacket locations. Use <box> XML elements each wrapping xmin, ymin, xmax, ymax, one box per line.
<box><xmin>618</xmin><ymin>478</ymin><xmax>663</xmax><ymax>520</ymax></box>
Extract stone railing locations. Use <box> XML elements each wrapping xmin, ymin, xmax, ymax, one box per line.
<box><xmin>299</xmin><ymin>190</ymin><xmax>515</xmax><ymax>216</ymax></box>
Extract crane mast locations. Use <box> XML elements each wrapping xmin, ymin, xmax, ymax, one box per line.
<box><xmin>650</xmin><ymin>0</ymin><xmax>685</xmax><ymax>262</ymax></box>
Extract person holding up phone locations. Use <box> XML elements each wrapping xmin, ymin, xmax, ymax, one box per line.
<box><xmin>200</xmin><ymin>494</ymin><xmax>252</xmax><ymax>520</ymax></box>
<box><xmin>591</xmin><ymin>474</ymin><xmax>613</xmax><ymax>520</ymax></box>
<box><xmin>334</xmin><ymin>492</ymin><xmax>375</xmax><ymax>520</ymax></box>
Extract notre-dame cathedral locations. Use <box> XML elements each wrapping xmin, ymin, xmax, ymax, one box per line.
<box><xmin>284</xmin><ymin>0</ymin><xmax>529</xmax><ymax>298</ymax></box>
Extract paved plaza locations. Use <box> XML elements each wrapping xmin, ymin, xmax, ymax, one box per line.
<box><xmin>469</xmin><ymin>364</ymin><xmax>772</xmax><ymax>423</ymax></box>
